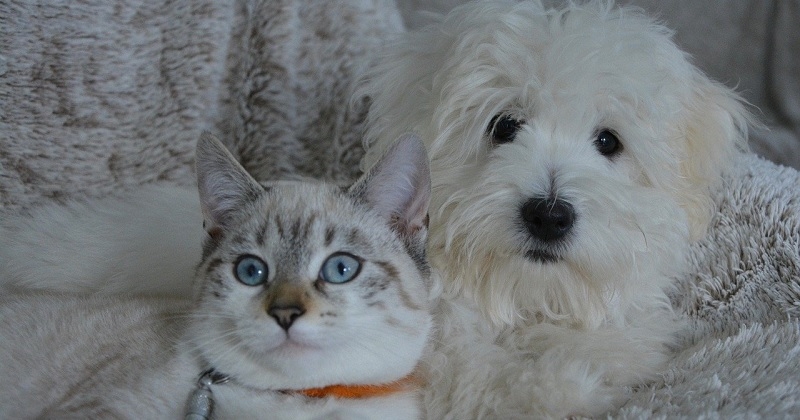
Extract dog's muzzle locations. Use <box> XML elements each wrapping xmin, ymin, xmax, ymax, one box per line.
<box><xmin>520</xmin><ymin>197</ymin><xmax>575</xmax><ymax>263</ymax></box>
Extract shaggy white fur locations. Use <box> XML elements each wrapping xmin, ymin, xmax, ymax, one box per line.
<box><xmin>357</xmin><ymin>0</ymin><xmax>753</xmax><ymax>417</ymax></box>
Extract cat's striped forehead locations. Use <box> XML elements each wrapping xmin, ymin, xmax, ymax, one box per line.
<box><xmin>201</xmin><ymin>180</ymin><xmax>404</xmax><ymax>275</ymax></box>
<box><xmin>251</xmin><ymin>181</ymin><xmax>388</xmax><ymax>250</ymax></box>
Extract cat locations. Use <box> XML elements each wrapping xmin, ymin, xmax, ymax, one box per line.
<box><xmin>0</xmin><ymin>132</ymin><xmax>433</xmax><ymax>419</ymax></box>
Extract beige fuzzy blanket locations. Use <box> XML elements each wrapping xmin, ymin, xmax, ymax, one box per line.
<box><xmin>2</xmin><ymin>1</ymin><xmax>799</xmax><ymax>417</ymax></box>
<box><xmin>0</xmin><ymin>0</ymin><xmax>401</xmax><ymax>213</ymax></box>
<box><xmin>619</xmin><ymin>155</ymin><xmax>800</xmax><ymax>417</ymax></box>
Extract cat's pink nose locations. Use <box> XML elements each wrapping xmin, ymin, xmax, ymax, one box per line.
<box><xmin>268</xmin><ymin>306</ymin><xmax>305</xmax><ymax>331</ymax></box>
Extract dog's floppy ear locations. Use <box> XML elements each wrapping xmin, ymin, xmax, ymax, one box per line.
<box><xmin>678</xmin><ymin>75</ymin><xmax>754</xmax><ymax>240</ymax></box>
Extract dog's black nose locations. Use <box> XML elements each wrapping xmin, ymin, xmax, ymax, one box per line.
<box><xmin>520</xmin><ymin>197</ymin><xmax>575</xmax><ymax>242</ymax></box>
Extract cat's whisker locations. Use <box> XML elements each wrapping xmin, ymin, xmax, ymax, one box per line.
<box><xmin>337</xmin><ymin>331</ymin><xmax>410</xmax><ymax>359</ymax></box>
<box><xmin>187</xmin><ymin>329</ymin><xmax>241</xmax><ymax>350</ymax></box>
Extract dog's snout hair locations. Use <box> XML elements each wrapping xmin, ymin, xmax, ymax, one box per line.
<box><xmin>520</xmin><ymin>197</ymin><xmax>575</xmax><ymax>242</ymax></box>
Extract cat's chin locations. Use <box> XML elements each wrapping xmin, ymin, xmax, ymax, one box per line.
<box><xmin>269</xmin><ymin>337</ymin><xmax>321</xmax><ymax>354</ymax></box>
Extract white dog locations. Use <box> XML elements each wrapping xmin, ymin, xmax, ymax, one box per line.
<box><xmin>0</xmin><ymin>0</ymin><xmax>752</xmax><ymax>417</ymax></box>
<box><xmin>356</xmin><ymin>0</ymin><xmax>751</xmax><ymax>417</ymax></box>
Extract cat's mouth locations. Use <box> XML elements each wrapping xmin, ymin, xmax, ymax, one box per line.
<box><xmin>269</xmin><ymin>335</ymin><xmax>322</xmax><ymax>353</ymax></box>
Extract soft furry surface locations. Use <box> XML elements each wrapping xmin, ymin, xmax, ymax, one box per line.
<box><xmin>618</xmin><ymin>154</ymin><xmax>800</xmax><ymax>418</ymax></box>
<box><xmin>0</xmin><ymin>0</ymin><xmax>402</xmax><ymax>212</ymax></box>
<box><xmin>1</xmin><ymin>0</ymin><xmax>799</xmax><ymax>417</ymax></box>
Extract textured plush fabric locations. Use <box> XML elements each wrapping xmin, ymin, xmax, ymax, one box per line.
<box><xmin>615</xmin><ymin>155</ymin><xmax>800</xmax><ymax>418</ymax></box>
<box><xmin>0</xmin><ymin>0</ymin><xmax>402</xmax><ymax>212</ymax></box>
<box><xmin>1</xmin><ymin>0</ymin><xmax>799</xmax><ymax>417</ymax></box>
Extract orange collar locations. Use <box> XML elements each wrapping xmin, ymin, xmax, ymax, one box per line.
<box><xmin>292</xmin><ymin>374</ymin><xmax>421</xmax><ymax>399</ymax></box>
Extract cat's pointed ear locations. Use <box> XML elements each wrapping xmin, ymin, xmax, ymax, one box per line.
<box><xmin>351</xmin><ymin>134</ymin><xmax>431</xmax><ymax>238</ymax></box>
<box><xmin>196</xmin><ymin>132</ymin><xmax>262</xmax><ymax>234</ymax></box>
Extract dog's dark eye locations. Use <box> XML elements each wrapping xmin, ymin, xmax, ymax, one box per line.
<box><xmin>488</xmin><ymin>114</ymin><xmax>523</xmax><ymax>145</ymax></box>
<box><xmin>594</xmin><ymin>129</ymin><xmax>622</xmax><ymax>157</ymax></box>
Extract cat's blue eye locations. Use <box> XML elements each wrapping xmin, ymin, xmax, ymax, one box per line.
<box><xmin>320</xmin><ymin>253</ymin><xmax>362</xmax><ymax>284</ymax></box>
<box><xmin>234</xmin><ymin>255</ymin><xmax>268</xmax><ymax>286</ymax></box>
